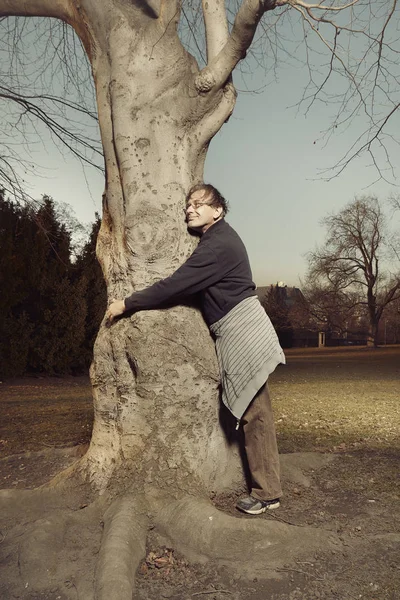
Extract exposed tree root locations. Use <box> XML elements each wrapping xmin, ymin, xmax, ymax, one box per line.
<box><xmin>91</xmin><ymin>488</ymin><xmax>339</xmax><ymax>598</ymax></box>
<box><xmin>0</xmin><ymin>454</ymin><xmax>344</xmax><ymax>598</ymax></box>
<box><xmin>152</xmin><ymin>494</ymin><xmax>339</xmax><ymax>576</ymax></box>
<box><xmin>0</xmin><ymin>487</ymin><xmax>106</xmax><ymax>598</ymax></box>
<box><xmin>95</xmin><ymin>494</ymin><xmax>148</xmax><ymax>600</ymax></box>
<box><xmin>280</xmin><ymin>452</ymin><xmax>335</xmax><ymax>488</ymax></box>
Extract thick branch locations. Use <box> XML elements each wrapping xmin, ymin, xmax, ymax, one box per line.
<box><xmin>0</xmin><ymin>0</ymin><xmax>71</xmax><ymax>19</ymax></box>
<box><xmin>381</xmin><ymin>281</ymin><xmax>400</xmax><ymax>309</ymax></box>
<box><xmin>202</xmin><ymin>0</ymin><xmax>229</xmax><ymax>61</ymax></box>
<box><xmin>196</xmin><ymin>0</ymin><xmax>364</xmax><ymax>93</ymax></box>
<box><xmin>196</xmin><ymin>0</ymin><xmax>279</xmax><ymax>92</ymax></box>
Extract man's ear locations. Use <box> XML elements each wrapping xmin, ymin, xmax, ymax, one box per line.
<box><xmin>214</xmin><ymin>206</ymin><xmax>223</xmax><ymax>219</ymax></box>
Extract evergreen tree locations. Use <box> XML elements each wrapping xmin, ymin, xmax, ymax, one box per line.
<box><xmin>27</xmin><ymin>196</ymin><xmax>86</xmax><ymax>373</ymax></box>
<box><xmin>0</xmin><ymin>192</ymin><xmax>36</xmax><ymax>376</ymax></box>
<box><xmin>0</xmin><ymin>193</ymin><xmax>90</xmax><ymax>377</ymax></box>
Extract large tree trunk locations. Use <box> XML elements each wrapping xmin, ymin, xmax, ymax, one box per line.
<box><xmin>366</xmin><ymin>319</ymin><xmax>379</xmax><ymax>347</ymax></box>
<box><xmin>366</xmin><ymin>288</ymin><xmax>379</xmax><ymax>347</ymax></box>
<box><xmin>66</xmin><ymin>2</ymin><xmax>242</xmax><ymax>495</ymax></box>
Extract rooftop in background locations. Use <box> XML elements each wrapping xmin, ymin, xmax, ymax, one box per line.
<box><xmin>256</xmin><ymin>284</ymin><xmax>305</xmax><ymax>307</ymax></box>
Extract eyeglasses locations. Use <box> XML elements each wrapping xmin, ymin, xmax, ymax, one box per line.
<box><xmin>183</xmin><ymin>202</ymin><xmax>212</xmax><ymax>214</ymax></box>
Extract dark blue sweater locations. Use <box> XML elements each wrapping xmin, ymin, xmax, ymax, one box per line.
<box><xmin>124</xmin><ymin>219</ymin><xmax>257</xmax><ymax>326</ymax></box>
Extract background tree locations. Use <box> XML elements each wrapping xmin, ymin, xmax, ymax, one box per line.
<box><xmin>261</xmin><ymin>283</ymin><xmax>317</xmax><ymax>347</ymax></box>
<box><xmin>27</xmin><ymin>196</ymin><xmax>84</xmax><ymax>372</ymax></box>
<box><xmin>301</xmin><ymin>278</ymin><xmax>361</xmax><ymax>339</ymax></box>
<box><xmin>0</xmin><ymin>1</ymin><xmax>399</xmax><ymax>597</ymax></box>
<box><xmin>0</xmin><ymin>189</ymin><xmax>35</xmax><ymax>376</ymax></box>
<box><xmin>0</xmin><ymin>192</ymin><xmax>103</xmax><ymax>377</ymax></box>
<box><xmin>379</xmin><ymin>296</ymin><xmax>400</xmax><ymax>344</ymax></box>
<box><xmin>306</xmin><ymin>196</ymin><xmax>400</xmax><ymax>347</ymax></box>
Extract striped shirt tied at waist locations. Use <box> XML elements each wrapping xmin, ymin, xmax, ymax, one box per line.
<box><xmin>210</xmin><ymin>296</ymin><xmax>286</xmax><ymax>421</ymax></box>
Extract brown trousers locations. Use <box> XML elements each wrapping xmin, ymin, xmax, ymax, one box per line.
<box><xmin>241</xmin><ymin>383</ymin><xmax>282</xmax><ymax>501</ymax></box>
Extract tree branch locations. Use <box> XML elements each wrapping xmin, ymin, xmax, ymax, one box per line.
<box><xmin>195</xmin><ymin>0</ymin><xmax>279</xmax><ymax>93</ymax></box>
<box><xmin>202</xmin><ymin>0</ymin><xmax>229</xmax><ymax>61</ymax></box>
<box><xmin>291</xmin><ymin>0</ymin><xmax>399</xmax><ymax>183</ymax></box>
<box><xmin>195</xmin><ymin>0</ymin><xmax>370</xmax><ymax>93</ymax></box>
<box><xmin>381</xmin><ymin>281</ymin><xmax>400</xmax><ymax>308</ymax></box>
<box><xmin>294</xmin><ymin>0</ymin><xmax>359</xmax><ymax>12</ymax></box>
<box><xmin>0</xmin><ymin>0</ymin><xmax>71</xmax><ymax>19</ymax></box>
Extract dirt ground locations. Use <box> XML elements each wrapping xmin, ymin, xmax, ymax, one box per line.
<box><xmin>0</xmin><ymin>346</ymin><xmax>399</xmax><ymax>599</ymax></box>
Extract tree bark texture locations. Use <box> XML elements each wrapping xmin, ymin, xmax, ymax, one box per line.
<box><xmin>58</xmin><ymin>0</ymin><xmax>242</xmax><ymax>494</ymax></box>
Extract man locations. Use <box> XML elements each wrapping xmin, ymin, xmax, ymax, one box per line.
<box><xmin>107</xmin><ymin>183</ymin><xmax>285</xmax><ymax>515</ymax></box>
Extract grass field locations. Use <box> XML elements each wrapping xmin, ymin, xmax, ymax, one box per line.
<box><xmin>0</xmin><ymin>345</ymin><xmax>399</xmax><ymax>458</ymax></box>
<box><xmin>0</xmin><ymin>346</ymin><xmax>399</xmax><ymax>600</ymax></box>
<box><xmin>0</xmin><ymin>376</ymin><xmax>93</xmax><ymax>457</ymax></box>
<box><xmin>271</xmin><ymin>345</ymin><xmax>400</xmax><ymax>453</ymax></box>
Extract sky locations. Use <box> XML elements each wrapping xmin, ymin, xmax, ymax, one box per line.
<box><xmin>7</xmin><ymin>8</ymin><xmax>400</xmax><ymax>288</ymax></box>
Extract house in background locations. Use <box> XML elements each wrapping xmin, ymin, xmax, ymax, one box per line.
<box><xmin>257</xmin><ymin>283</ymin><xmax>374</xmax><ymax>348</ymax></box>
<box><xmin>256</xmin><ymin>283</ymin><xmax>318</xmax><ymax>348</ymax></box>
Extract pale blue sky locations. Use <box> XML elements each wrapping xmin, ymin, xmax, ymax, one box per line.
<box><xmin>11</xmin><ymin>10</ymin><xmax>400</xmax><ymax>288</ymax></box>
<box><xmin>205</xmin><ymin>66</ymin><xmax>400</xmax><ymax>285</ymax></box>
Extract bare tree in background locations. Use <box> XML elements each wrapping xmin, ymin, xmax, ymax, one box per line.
<box><xmin>390</xmin><ymin>194</ymin><xmax>400</xmax><ymax>220</ymax></box>
<box><xmin>380</xmin><ymin>294</ymin><xmax>400</xmax><ymax>343</ymax></box>
<box><xmin>306</xmin><ymin>195</ymin><xmax>400</xmax><ymax>346</ymax></box>
<box><xmin>301</xmin><ymin>276</ymin><xmax>363</xmax><ymax>338</ymax></box>
<box><xmin>0</xmin><ymin>16</ymin><xmax>103</xmax><ymax>200</ymax></box>
<box><xmin>0</xmin><ymin>1</ymin><xmax>399</xmax><ymax>597</ymax></box>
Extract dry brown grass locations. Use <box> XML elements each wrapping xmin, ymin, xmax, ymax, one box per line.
<box><xmin>270</xmin><ymin>345</ymin><xmax>400</xmax><ymax>453</ymax></box>
<box><xmin>0</xmin><ymin>376</ymin><xmax>93</xmax><ymax>458</ymax></box>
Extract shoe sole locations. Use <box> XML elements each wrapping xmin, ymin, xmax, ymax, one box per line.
<box><xmin>237</xmin><ymin>500</ymin><xmax>280</xmax><ymax>515</ymax></box>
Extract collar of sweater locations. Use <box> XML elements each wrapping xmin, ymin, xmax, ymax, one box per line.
<box><xmin>201</xmin><ymin>218</ymin><xmax>226</xmax><ymax>239</ymax></box>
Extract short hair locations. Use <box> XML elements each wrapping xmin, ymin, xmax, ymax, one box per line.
<box><xmin>186</xmin><ymin>183</ymin><xmax>229</xmax><ymax>216</ymax></box>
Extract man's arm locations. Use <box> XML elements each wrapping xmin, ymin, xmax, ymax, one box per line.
<box><xmin>106</xmin><ymin>242</ymin><xmax>223</xmax><ymax>321</ymax></box>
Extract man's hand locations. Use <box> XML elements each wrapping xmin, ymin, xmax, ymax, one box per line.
<box><xmin>106</xmin><ymin>298</ymin><xmax>126</xmax><ymax>323</ymax></box>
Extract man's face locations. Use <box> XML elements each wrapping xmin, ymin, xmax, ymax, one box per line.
<box><xmin>185</xmin><ymin>190</ymin><xmax>222</xmax><ymax>233</ymax></box>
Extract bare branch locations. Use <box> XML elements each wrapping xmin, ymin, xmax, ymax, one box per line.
<box><xmin>180</xmin><ymin>3</ymin><xmax>207</xmax><ymax>66</ymax></box>
<box><xmin>0</xmin><ymin>0</ymin><xmax>71</xmax><ymax>20</ymax></box>
<box><xmin>0</xmin><ymin>16</ymin><xmax>102</xmax><ymax>200</ymax></box>
<box><xmin>291</xmin><ymin>0</ymin><xmax>400</xmax><ymax>183</ymax></box>
<box><xmin>195</xmin><ymin>0</ymin><xmax>279</xmax><ymax>92</ymax></box>
<box><xmin>202</xmin><ymin>0</ymin><xmax>229</xmax><ymax>61</ymax></box>
<box><xmin>292</xmin><ymin>0</ymin><xmax>359</xmax><ymax>10</ymax></box>
<box><xmin>321</xmin><ymin>102</ymin><xmax>400</xmax><ymax>181</ymax></box>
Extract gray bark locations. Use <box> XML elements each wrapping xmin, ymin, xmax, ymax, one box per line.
<box><xmin>62</xmin><ymin>0</ymin><xmax>241</xmax><ymax>494</ymax></box>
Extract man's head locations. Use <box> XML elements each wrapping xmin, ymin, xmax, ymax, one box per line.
<box><xmin>185</xmin><ymin>184</ymin><xmax>229</xmax><ymax>233</ymax></box>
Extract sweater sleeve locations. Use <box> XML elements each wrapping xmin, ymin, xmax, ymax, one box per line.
<box><xmin>124</xmin><ymin>241</ymin><xmax>223</xmax><ymax>312</ymax></box>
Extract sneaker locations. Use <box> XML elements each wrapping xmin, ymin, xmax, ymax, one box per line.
<box><xmin>236</xmin><ymin>495</ymin><xmax>280</xmax><ymax>515</ymax></box>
